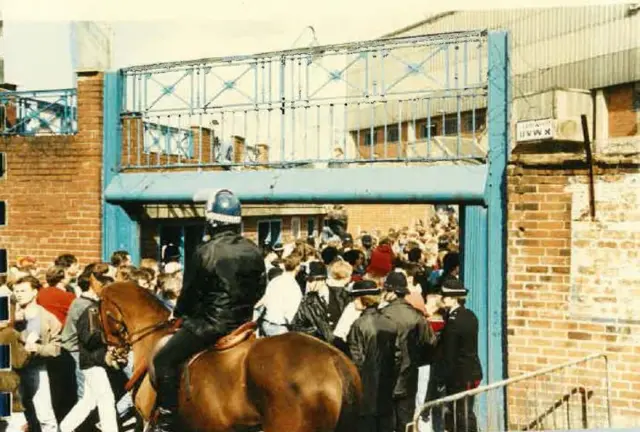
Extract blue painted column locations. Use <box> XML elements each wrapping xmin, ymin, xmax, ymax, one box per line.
<box><xmin>485</xmin><ymin>30</ymin><xmax>510</xmax><ymax>430</ymax></box>
<box><xmin>460</xmin><ymin>204</ymin><xmax>489</xmax><ymax>432</ymax></box>
<box><xmin>102</xmin><ymin>71</ymin><xmax>141</xmax><ymax>265</ymax></box>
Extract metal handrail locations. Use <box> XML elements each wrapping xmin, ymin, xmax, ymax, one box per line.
<box><xmin>410</xmin><ymin>352</ymin><xmax>612</xmax><ymax>431</ymax></box>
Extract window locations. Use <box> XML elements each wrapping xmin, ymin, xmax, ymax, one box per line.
<box><xmin>291</xmin><ymin>217</ymin><xmax>301</xmax><ymax>239</ymax></box>
<box><xmin>0</xmin><ymin>152</ymin><xmax>5</xmax><ymax>178</ymax></box>
<box><xmin>464</xmin><ymin>111</ymin><xmax>487</xmax><ymax>133</ymax></box>
<box><xmin>443</xmin><ymin>117</ymin><xmax>459</xmax><ymax>135</ymax></box>
<box><xmin>0</xmin><ymin>295</ymin><xmax>9</xmax><ymax>325</ymax></box>
<box><xmin>307</xmin><ymin>217</ymin><xmax>316</xmax><ymax>237</ymax></box>
<box><xmin>159</xmin><ymin>225</ymin><xmax>184</xmax><ymax>266</ymax></box>
<box><xmin>386</xmin><ymin>125</ymin><xmax>399</xmax><ymax>142</ymax></box>
<box><xmin>0</xmin><ymin>201</ymin><xmax>4</xmax><ymax>226</ymax></box>
<box><xmin>363</xmin><ymin>130</ymin><xmax>376</xmax><ymax>146</ymax></box>
<box><xmin>421</xmin><ymin>123</ymin><xmax>437</xmax><ymax>139</ymax></box>
<box><xmin>257</xmin><ymin>220</ymin><xmax>282</xmax><ymax>247</ymax></box>
<box><xmin>0</xmin><ymin>249</ymin><xmax>6</xmax><ymax>274</ymax></box>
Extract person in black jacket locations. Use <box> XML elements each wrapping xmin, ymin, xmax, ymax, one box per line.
<box><xmin>290</xmin><ymin>261</ymin><xmax>349</xmax><ymax>344</ymax></box>
<box><xmin>59</xmin><ymin>263</ymin><xmax>124</xmax><ymax>432</ymax></box>
<box><xmin>346</xmin><ymin>280</ymin><xmax>398</xmax><ymax>432</ymax></box>
<box><xmin>150</xmin><ymin>189</ymin><xmax>267</xmax><ymax>432</ymax></box>
<box><xmin>438</xmin><ymin>278</ymin><xmax>483</xmax><ymax>432</ymax></box>
<box><xmin>380</xmin><ymin>271</ymin><xmax>436</xmax><ymax>432</ymax></box>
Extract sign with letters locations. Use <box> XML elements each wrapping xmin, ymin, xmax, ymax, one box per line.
<box><xmin>516</xmin><ymin>118</ymin><xmax>554</xmax><ymax>142</ymax></box>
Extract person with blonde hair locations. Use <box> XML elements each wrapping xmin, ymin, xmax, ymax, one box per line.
<box><xmin>327</xmin><ymin>260</ymin><xmax>352</xmax><ymax>287</ymax></box>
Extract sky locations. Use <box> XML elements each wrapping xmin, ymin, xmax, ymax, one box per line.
<box><xmin>0</xmin><ymin>0</ymin><xmax>623</xmax><ymax>91</ymax></box>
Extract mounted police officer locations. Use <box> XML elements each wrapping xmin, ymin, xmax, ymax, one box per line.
<box><xmin>149</xmin><ymin>189</ymin><xmax>267</xmax><ymax>432</ymax></box>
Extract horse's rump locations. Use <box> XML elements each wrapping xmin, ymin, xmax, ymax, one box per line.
<box><xmin>243</xmin><ymin>332</ymin><xmax>362</xmax><ymax>431</ymax></box>
<box><xmin>161</xmin><ymin>332</ymin><xmax>361</xmax><ymax>431</ymax></box>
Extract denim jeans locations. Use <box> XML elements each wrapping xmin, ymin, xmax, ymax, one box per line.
<box><xmin>70</xmin><ymin>351</ymin><xmax>85</xmax><ymax>400</ymax></box>
<box><xmin>260</xmin><ymin>321</ymin><xmax>289</xmax><ymax>337</ymax></box>
<box><xmin>19</xmin><ymin>364</ymin><xmax>58</xmax><ymax>432</ymax></box>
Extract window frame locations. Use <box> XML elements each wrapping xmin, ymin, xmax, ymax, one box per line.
<box><xmin>386</xmin><ymin>125</ymin><xmax>400</xmax><ymax>142</ymax></box>
<box><xmin>307</xmin><ymin>217</ymin><xmax>317</xmax><ymax>237</ymax></box>
<box><xmin>257</xmin><ymin>218</ymin><xmax>283</xmax><ymax>247</ymax></box>
<box><xmin>0</xmin><ymin>152</ymin><xmax>5</xmax><ymax>179</ymax></box>
<box><xmin>0</xmin><ymin>249</ymin><xmax>7</xmax><ymax>274</ymax></box>
<box><xmin>290</xmin><ymin>217</ymin><xmax>301</xmax><ymax>239</ymax></box>
<box><xmin>363</xmin><ymin>130</ymin><xmax>376</xmax><ymax>146</ymax></box>
<box><xmin>0</xmin><ymin>201</ymin><xmax>5</xmax><ymax>227</ymax></box>
<box><xmin>421</xmin><ymin>123</ymin><xmax>437</xmax><ymax>139</ymax></box>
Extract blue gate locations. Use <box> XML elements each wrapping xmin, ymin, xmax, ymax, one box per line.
<box><xmin>101</xmin><ymin>29</ymin><xmax>510</xmax><ymax>430</ymax></box>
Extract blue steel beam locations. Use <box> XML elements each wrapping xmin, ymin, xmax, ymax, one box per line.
<box><xmin>460</xmin><ymin>204</ymin><xmax>490</xmax><ymax>430</ymax></box>
<box><xmin>102</xmin><ymin>72</ymin><xmax>141</xmax><ymax>265</ymax></box>
<box><xmin>485</xmin><ymin>30</ymin><xmax>510</xmax><ymax>431</ymax></box>
<box><xmin>103</xmin><ymin>164</ymin><xmax>488</xmax><ymax>205</ymax></box>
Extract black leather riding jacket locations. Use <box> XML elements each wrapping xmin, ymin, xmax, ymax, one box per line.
<box><xmin>173</xmin><ymin>229</ymin><xmax>267</xmax><ymax>338</ymax></box>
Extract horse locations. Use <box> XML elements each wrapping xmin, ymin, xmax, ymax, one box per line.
<box><xmin>97</xmin><ymin>281</ymin><xmax>363</xmax><ymax>432</ymax></box>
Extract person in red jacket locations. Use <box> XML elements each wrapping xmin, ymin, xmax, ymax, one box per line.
<box><xmin>37</xmin><ymin>265</ymin><xmax>76</xmax><ymax>325</ymax></box>
<box><xmin>37</xmin><ymin>265</ymin><xmax>79</xmax><ymax>422</ymax></box>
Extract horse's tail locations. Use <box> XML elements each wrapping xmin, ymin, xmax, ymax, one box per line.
<box><xmin>332</xmin><ymin>353</ymin><xmax>362</xmax><ymax>432</ymax></box>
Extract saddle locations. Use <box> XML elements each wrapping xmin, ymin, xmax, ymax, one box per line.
<box><xmin>213</xmin><ymin>321</ymin><xmax>258</xmax><ymax>351</ymax></box>
<box><xmin>125</xmin><ymin>320</ymin><xmax>258</xmax><ymax>393</ymax></box>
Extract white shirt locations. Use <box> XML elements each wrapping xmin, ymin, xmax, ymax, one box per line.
<box><xmin>258</xmin><ymin>273</ymin><xmax>303</xmax><ymax>326</ymax></box>
<box><xmin>333</xmin><ymin>301</ymin><xmax>362</xmax><ymax>340</ymax></box>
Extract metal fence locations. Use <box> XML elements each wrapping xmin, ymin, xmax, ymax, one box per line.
<box><xmin>0</xmin><ymin>89</ymin><xmax>77</xmax><ymax>136</ymax></box>
<box><xmin>410</xmin><ymin>353</ymin><xmax>612</xmax><ymax>432</ymax></box>
<box><xmin>119</xmin><ymin>30</ymin><xmax>490</xmax><ymax>170</ymax></box>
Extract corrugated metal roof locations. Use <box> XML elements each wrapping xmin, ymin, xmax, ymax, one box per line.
<box><xmin>346</xmin><ymin>4</ymin><xmax>640</xmax><ymax>129</ymax></box>
<box><xmin>379</xmin><ymin>4</ymin><xmax>640</xmax><ymax>91</ymax></box>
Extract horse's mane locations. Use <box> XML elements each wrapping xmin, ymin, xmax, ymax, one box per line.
<box><xmin>101</xmin><ymin>281</ymin><xmax>171</xmax><ymax>318</ymax></box>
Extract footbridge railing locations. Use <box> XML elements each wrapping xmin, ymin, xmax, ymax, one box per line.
<box><xmin>409</xmin><ymin>353</ymin><xmax>612</xmax><ymax>432</ymax></box>
<box><xmin>117</xmin><ymin>30</ymin><xmax>492</xmax><ymax>170</ymax></box>
<box><xmin>0</xmin><ymin>88</ymin><xmax>78</xmax><ymax>136</ymax></box>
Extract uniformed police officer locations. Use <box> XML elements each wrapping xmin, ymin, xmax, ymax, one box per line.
<box><xmin>439</xmin><ymin>278</ymin><xmax>483</xmax><ymax>432</ymax></box>
<box><xmin>149</xmin><ymin>189</ymin><xmax>267</xmax><ymax>432</ymax></box>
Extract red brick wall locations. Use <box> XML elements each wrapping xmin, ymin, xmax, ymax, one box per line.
<box><xmin>507</xmin><ymin>160</ymin><xmax>640</xmax><ymax>427</ymax></box>
<box><xmin>121</xmin><ymin>116</ymin><xmax>219</xmax><ymax>170</ymax></box>
<box><xmin>345</xmin><ymin>204</ymin><xmax>434</xmax><ymax>235</ymax></box>
<box><xmin>0</xmin><ymin>73</ymin><xmax>104</xmax><ymax>268</ymax></box>
<box><xmin>607</xmin><ymin>83</ymin><xmax>639</xmax><ymax>138</ymax></box>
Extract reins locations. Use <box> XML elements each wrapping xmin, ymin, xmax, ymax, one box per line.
<box><xmin>102</xmin><ymin>292</ymin><xmax>176</xmax><ymax>348</ymax></box>
<box><xmin>100</xmin><ymin>292</ymin><xmax>184</xmax><ymax>393</ymax></box>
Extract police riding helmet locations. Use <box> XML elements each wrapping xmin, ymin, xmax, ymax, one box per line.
<box><xmin>205</xmin><ymin>189</ymin><xmax>242</xmax><ymax>227</ymax></box>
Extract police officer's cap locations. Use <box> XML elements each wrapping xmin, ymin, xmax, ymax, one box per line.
<box><xmin>383</xmin><ymin>271</ymin><xmax>410</xmax><ymax>295</ymax></box>
<box><xmin>441</xmin><ymin>278</ymin><xmax>468</xmax><ymax>297</ymax></box>
<box><xmin>347</xmin><ymin>280</ymin><xmax>381</xmax><ymax>297</ymax></box>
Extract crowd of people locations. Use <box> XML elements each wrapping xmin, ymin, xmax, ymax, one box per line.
<box><xmin>253</xmin><ymin>214</ymin><xmax>481</xmax><ymax>432</ymax></box>
<box><xmin>0</xmin><ymin>251</ymin><xmax>184</xmax><ymax>432</ymax></box>
<box><xmin>0</xmin><ymin>203</ymin><xmax>482</xmax><ymax>432</ymax></box>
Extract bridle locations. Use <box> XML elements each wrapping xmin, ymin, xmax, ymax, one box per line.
<box><xmin>101</xmin><ymin>295</ymin><xmax>174</xmax><ymax>350</ymax></box>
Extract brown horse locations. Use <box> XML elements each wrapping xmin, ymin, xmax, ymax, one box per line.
<box><xmin>97</xmin><ymin>281</ymin><xmax>362</xmax><ymax>432</ymax></box>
